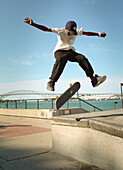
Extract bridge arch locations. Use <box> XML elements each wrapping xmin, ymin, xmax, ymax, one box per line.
<box><xmin>0</xmin><ymin>90</ymin><xmax>59</xmax><ymax>100</ymax></box>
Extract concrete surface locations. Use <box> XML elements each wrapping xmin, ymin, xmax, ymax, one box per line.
<box><xmin>0</xmin><ymin>108</ymin><xmax>54</xmax><ymax>119</ymax></box>
<box><xmin>52</xmin><ymin>109</ymin><xmax>123</xmax><ymax>138</ymax></box>
<box><xmin>0</xmin><ymin>115</ymin><xmax>102</xmax><ymax>170</ymax></box>
<box><xmin>52</xmin><ymin>109</ymin><xmax>123</xmax><ymax>170</ymax></box>
<box><xmin>0</xmin><ymin>107</ymin><xmax>88</xmax><ymax>119</ymax></box>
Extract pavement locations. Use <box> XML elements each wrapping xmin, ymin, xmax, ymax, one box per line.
<box><xmin>0</xmin><ymin>115</ymin><xmax>103</xmax><ymax>170</ymax></box>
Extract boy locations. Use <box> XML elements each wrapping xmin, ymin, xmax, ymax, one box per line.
<box><xmin>24</xmin><ymin>17</ymin><xmax>106</xmax><ymax>91</ymax></box>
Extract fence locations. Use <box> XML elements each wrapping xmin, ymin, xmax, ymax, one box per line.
<box><xmin>0</xmin><ymin>98</ymin><xmax>103</xmax><ymax>112</ymax></box>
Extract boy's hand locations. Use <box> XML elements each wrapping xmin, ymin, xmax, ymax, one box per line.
<box><xmin>24</xmin><ymin>17</ymin><xmax>33</xmax><ymax>25</ymax></box>
<box><xmin>101</xmin><ymin>32</ymin><xmax>106</xmax><ymax>37</ymax></box>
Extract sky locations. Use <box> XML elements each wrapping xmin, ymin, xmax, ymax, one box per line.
<box><xmin>0</xmin><ymin>0</ymin><xmax>123</xmax><ymax>94</ymax></box>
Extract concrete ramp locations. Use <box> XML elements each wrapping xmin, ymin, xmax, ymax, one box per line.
<box><xmin>52</xmin><ymin>109</ymin><xmax>123</xmax><ymax>170</ymax></box>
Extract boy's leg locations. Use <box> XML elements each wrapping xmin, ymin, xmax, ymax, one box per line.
<box><xmin>68</xmin><ymin>51</ymin><xmax>106</xmax><ymax>87</ymax></box>
<box><xmin>47</xmin><ymin>50</ymin><xmax>68</xmax><ymax>91</ymax></box>
<box><xmin>49</xmin><ymin>50</ymin><xmax>68</xmax><ymax>82</ymax></box>
<box><xmin>68</xmin><ymin>51</ymin><xmax>94</xmax><ymax>77</ymax></box>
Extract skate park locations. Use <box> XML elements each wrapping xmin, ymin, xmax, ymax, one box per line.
<box><xmin>0</xmin><ymin>93</ymin><xmax>123</xmax><ymax>170</ymax></box>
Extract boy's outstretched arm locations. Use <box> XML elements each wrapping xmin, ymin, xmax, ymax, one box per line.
<box><xmin>24</xmin><ymin>17</ymin><xmax>52</xmax><ymax>32</ymax></box>
<box><xmin>83</xmin><ymin>31</ymin><xmax>106</xmax><ymax>38</ymax></box>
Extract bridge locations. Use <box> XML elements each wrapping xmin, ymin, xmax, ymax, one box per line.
<box><xmin>0</xmin><ymin>90</ymin><xmax>61</xmax><ymax>100</ymax></box>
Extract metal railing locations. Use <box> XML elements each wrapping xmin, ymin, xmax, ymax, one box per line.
<box><xmin>0</xmin><ymin>98</ymin><xmax>56</xmax><ymax>110</ymax></box>
<box><xmin>0</xmin><ymin>97</ymin><xmax>103</xmax><ymax>112</ymax></box>
<box><xmin>77</xmin><ymin>97</ymin><xmax>103</xmax><ymax>112</ymax></box>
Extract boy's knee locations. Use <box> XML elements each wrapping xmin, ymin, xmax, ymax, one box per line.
<box><xmin>77</xmin><ymin>54</ymin><xmax>86</xmax><ymax>62</ymax></box>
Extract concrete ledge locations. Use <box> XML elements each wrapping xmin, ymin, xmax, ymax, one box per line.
<box><xmin>57</xmin><ymin>107</ymin><xmax>89</xmax><ymax>116</ymax></box>
<box><xmin>0</xmin><ymin>107</ymin><xmax>88</xmax><ymax>119</ymax></box>
<box><xmin>0</xmin><ymin>108</ymin><xmax>54</xmax><ymax>119</ymax></box>
<box><xmin>52</xmin><ymin>109</ymin><xmax>123</xmax><ymax>170</ymax></box>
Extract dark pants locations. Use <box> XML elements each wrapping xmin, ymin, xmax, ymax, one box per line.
<box><xmin>49</xmin><ymin>49</ymin><xmax>94</xmax><ymax>82</ymax></box>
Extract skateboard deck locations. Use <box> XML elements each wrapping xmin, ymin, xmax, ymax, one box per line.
<box><xmin>56</xmin><ymin>82</ymin><xmax>80</xmax><ymax>110</ymax></box>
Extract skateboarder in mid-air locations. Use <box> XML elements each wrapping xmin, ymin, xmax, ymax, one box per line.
<box><xmin>24</xmin><ymin>17</ymin><xmax>107</xmax><ymax>91</ymax></box>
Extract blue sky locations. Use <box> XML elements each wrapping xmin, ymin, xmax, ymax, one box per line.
<box><xmin>0</xmin><ymin>0</ymin><xmax>123</xmax><ymax>93</ymax></box>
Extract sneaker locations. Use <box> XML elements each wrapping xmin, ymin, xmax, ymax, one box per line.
<box><xmin>92</xmin><ymin>74</ymin><xmax>106</xmax><ymax>87</ymax></box>
<box><xmin>47</xmin><ymin>80</ymin><xmax>55</xmax><ymax>91</ymax></box>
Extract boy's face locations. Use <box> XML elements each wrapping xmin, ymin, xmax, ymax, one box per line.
<box><xmin>65</xmin><ymin>29</ymin><xmax>72</xmax><ymax>36</ymax></box>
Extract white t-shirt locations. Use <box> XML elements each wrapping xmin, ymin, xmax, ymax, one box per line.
<box><xmin>51</xmin><ymin>27</ymin><xmax>83</xmax><ymax>54</ymax></box>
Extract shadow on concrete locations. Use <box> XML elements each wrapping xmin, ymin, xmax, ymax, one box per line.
<box><xmin>76</xmin><ymin>113</ymin><xmax>123</xmax><ymax>121</ymax></box>
<box><xmin>0</xmin><ymin>146</ymin><xmax>99</xmax><ymax>170</ymax></box>
<box><xmin>0</xmin><ymin>125</ymin><xmax>32</xmax><ymax>129</ymax></box>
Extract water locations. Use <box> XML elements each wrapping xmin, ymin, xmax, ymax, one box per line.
<box><xmin>0</xmin><ymin>99</ymin><xmax>122</xmax><ymax>112</ymax></box>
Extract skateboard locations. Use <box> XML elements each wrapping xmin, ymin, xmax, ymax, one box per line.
<box><xmin>56</xmin><ymin>82</ymin><xmax>80</xmax><ymax>110</ymax></box>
